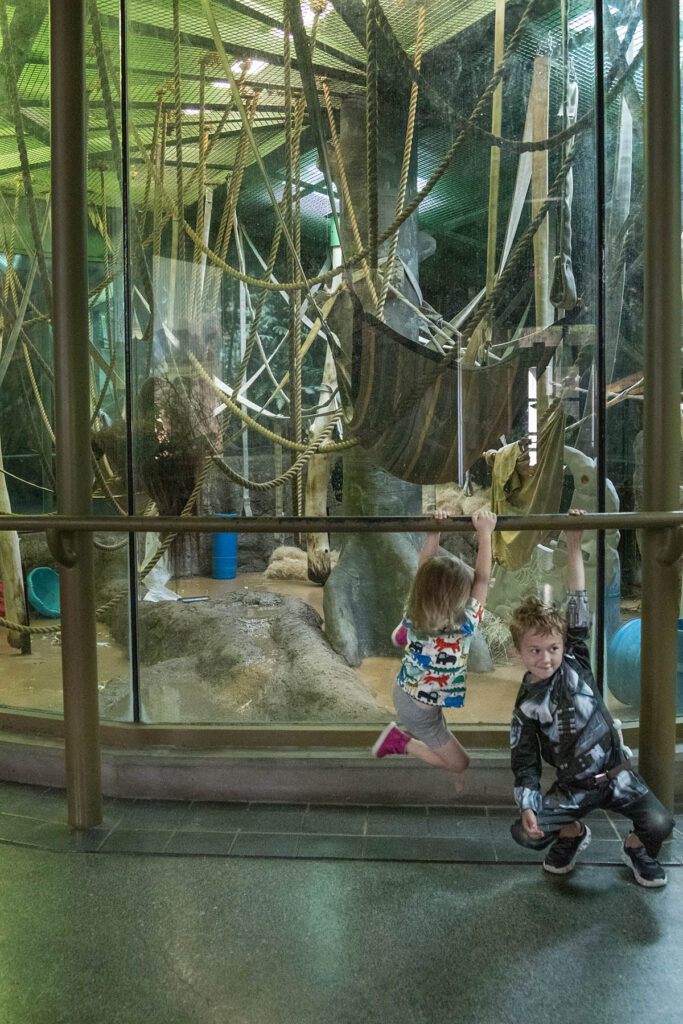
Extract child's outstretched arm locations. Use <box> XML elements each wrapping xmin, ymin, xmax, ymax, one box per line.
<box><xmin>565</xmin><ymin>508</ymin><xmax>586</xmax><ymax>591</ymax></box>
<box><xmin>418</xmin><ymin>509</ymin><xmax>448</xmax><ymax>566</ymax></box>
<box><xmin>471</xmin><ymin>509</ymin><xmax>497</xmax><ymax>605</ymax></box>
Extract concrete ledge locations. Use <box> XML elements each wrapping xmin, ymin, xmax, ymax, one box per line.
<box><xmin>1</xmin><ymin>732</ymin><xmax>683</xmax><ymax>805</ymax></box>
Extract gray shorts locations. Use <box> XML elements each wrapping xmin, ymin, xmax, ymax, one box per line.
<box><xmin>393</xmin><ymin>682</ymin><xmax>452</xmax><ymax>749</ymax></box>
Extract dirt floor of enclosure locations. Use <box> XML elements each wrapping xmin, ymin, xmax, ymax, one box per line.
<box><xmin>0</xmin><ymin>572</ymin><xmax>633</xmax><ymax>726</ymax></box>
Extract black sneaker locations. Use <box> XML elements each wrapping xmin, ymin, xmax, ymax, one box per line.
<box><xmin>621</xmin><ymin>843</ymin><xmax>668</xmax><ymax>888</ymax></box>
<box><xmin>543</xmin><ymin>823</ymin><xmax>592</xmax><ymax>874</ymax></box>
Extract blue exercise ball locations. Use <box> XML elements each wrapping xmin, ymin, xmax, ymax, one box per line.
<box><xmin>607</xmin><ymin>617</ymin><xmax>683</xmax><ymax>712</ymax></box>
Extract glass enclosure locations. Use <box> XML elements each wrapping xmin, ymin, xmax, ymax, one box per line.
<box><xmin>0</xmin><ymin>1</ymin><xmax>676</xmax><ymax>733</ymax></box>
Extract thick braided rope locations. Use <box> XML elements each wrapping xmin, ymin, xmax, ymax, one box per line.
<box><xmin>377</xmin><ymin>4</ymin><xmax>425</xmax><ymax>319</ymax></box>
<box><xmin>92</xmin><ymin>455</ymin><xmax>127</xmax><ymax>517</ymax></box>
<box><xmin>366</xmin><ymin>0</ymin><xmax>379</xmax><ymax>273</ymax></box>
<box><xmin>143</xmin><ymin>90</ymin><xmax>164</xmax><ymax>215</ymax></box>
<box><xmin>191</xmin><ymin>56</ymin><xmax>209</xmax><ymax>319</ymax></box>
<box><xmin>133</xmin><ymin>21</ymin><xmax>641</xmax><ymax>300</ymax></box>
<box><xmin>152</xmin><ymin>107</ymin><xmax>168</xmax><ymax>264</ymax></box>
<box><xmin>1</xmin><ymin>180</ymin><xmax>19</xmax><ymax>325</ymax></box>
<box><xmin>452</xmin><ymin>149</ymin><xmax>577</xmax><ymax>358</ymax></box>
<box><xmin>210</xmin><ymin>94</ymin><xmax>258</xmax><ymax>308</ymax></box>
<box><xmin>148</xmin><ymin>66</ymin><xmax>251</xmax><ymax>249</ymax></box>
<box><xmin>211</xmin><ymin>418</ymin><xmax>337</xmax><ymax>492</ymax></box>
<box><xmin>374</xmin><ymin>0</ymin><xmax>640</xmax><ymax>155</ymax></box>
<box><xmin>88</xmin><ymin>0</ymin><xmax>154</xmax><ymax>309</ymax></box>
<box><xmin>22</xmin><ymin>343</ymin><xmax>54</xmax><ymax>443</ymax></box>
<box><xmin>172</xmin><ymin>0</ymin><xmax>185</xmax><ymax>264</ymax></box>
<box><xmin>95</xmin><ymin>455</ymin><xmax>216</xmax><ymax>620</ymax></box>
<box><xmin>187</xmin><ymin>350</ymin><xmax>356</xmax><ymax>453</ymax></box>
<box><xmin>100</xmin><ymin>169</ymin><xmax>115</xmax><ymax>364</ymax></box>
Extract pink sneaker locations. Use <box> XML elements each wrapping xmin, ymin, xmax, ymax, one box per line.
<box><xmin>372</xmin><ymin>722</ymin><xmax>411</xmax><ymax>758</ymax></box>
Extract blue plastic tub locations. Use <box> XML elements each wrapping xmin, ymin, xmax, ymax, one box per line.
<box><xmin>606</xmin><ymin>617</ymin><xmax>683</xmax><ymax>712</ymax></box>
<box><xmin>27</xmin><ymin>566</ymin><xmax>61</xmax><ymax>618</ymax></box>
<box><xmin>213</xmin><ymin>514</ymin><xmax>238</xmax><ymax>580</ymax></box>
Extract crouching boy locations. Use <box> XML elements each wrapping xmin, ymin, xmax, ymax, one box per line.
<box><xmin>508</xmin><ymin>510</ymin><xmax>674</xmax><ymax>887</ymax></box>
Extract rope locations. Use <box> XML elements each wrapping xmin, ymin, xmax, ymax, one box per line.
<box><xmin>143</xmin><ymin>89</ymin><xmax>164</xmax><ymax>216</ymax></box>
<box><xmin>172</xmin><ymin>0</ymin><xmax>185</xmax><ymax>264</ymax></box>
<box><xmin>188</xmin><ymin>350</ymin><xmax>355</xmax><ymax>453</ymax></box>
<box><xmin>453</xmin><ymin>148</ymin><xmax>577</xmax><ymax>357</ymax></box>
<box><xmin>366</xmin><ymin>0</ymin><xmax>379</xmax><ymax>274</ymax></box>
<box><xmin>211</xmin><ymin>93</ymin><xmax>258</xmax><ymax>307</ymax></box>
<box><xmin>190</xmin><ymin>56</ymin><xmax>208</xmax><ymax>322</ymax></box>
<box><xmin>377</xmin><ymin>5</ymin><xmax>425</xmax><ymax>320</ymax></box>
<box><xmin>373</xmin><ymin>0</ymin><xmax>641</xmax><ymax>155</ymax></box>
<box><xmin>22</xmin><ymin>343</ymin><xmax>55</xmax><ymax>443</ymax></box>
<box><xmin>87</xmin><ymin>0</ymin><xmax>154</xmax><ymax>308</ymax></box>
<box><xmin>92</xmin><ymin>455</ymin><xmax>126</xmax><ymax>517</ymax></box>
<box><xmin>152</xmin><ymin>108</ymin><xmax>168</xmax><ymax>265</ymax></box>
<box><xmin>95</xmin><ymin>456</ymin><xmax>216</xmax><ymax>621</ymax></box>
<box><xmin>211</xmin><ymin>419</ymin><xmax>337</xmax><ymax>492</ymax></box>
<box><xmin>121</xmin><ymin>0</ymin><xmax>642</xmax><ymax>327</ymax></box>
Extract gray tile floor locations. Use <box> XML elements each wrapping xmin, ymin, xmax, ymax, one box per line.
<box><xmin>2</xmin><ymin>781</ymin><xmax>683</xmax><ymax>1024</ymax></box>
<box><xmin>1</xmin><ymin>780</ymin><xmax>682</xmax><ymax>865</ymax></box>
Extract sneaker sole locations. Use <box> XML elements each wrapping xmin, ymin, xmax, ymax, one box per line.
<box><xmin>371</xmin><ymin>721</ymin><xmax>398</xmax><ymax>758</ymax></box>
<box><xmin>620</xmin><ymin>849</ymin><xmax>668</xmax><ymax>888</ymax></box>
<box><xmin>543</xmin><ymin>825</ymin><xmax>592</xmax><ymax>875</ymax></box>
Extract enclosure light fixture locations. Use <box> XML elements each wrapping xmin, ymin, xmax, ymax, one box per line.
<box><xmin>230</xmin><ymin>58</ymin><xmax>268</xmax><ymax>77</ymax></box>
<box><xmin>183</xmin><ymin>108</ymin><xmax>201</xmax><ymax>115</ymax></box>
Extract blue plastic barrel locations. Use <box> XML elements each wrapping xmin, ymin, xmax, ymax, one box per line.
<box><xmin>213</xmin><ymin>514</ymin><xmax>238</xmax><ymax>579</ymax></box>
<box><xmin>606</xmin><ymin>617</ymin><xmax>683</xmax><ymax>712</ymax></box>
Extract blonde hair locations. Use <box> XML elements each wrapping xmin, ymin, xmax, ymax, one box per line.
<box><xmin>509</xmin><ymin>595</ymin><xmax>567</xmax><ymax>650</ymax></box>
<box><xmin>406</xmin><ymin>554</ymin><xmax>472</xmax><ymax>634</ymax></box>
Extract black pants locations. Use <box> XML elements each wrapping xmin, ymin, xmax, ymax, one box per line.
<box><xmin>510</xmin><ymin>771</ymin><xmax>674</xmax><ymax>859</ymax></box>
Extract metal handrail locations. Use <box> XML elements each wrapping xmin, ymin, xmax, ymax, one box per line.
<box><xmin>0</xmin><ymin>510</ymin><xmax>681</xmax><ymax>534</ymax></box>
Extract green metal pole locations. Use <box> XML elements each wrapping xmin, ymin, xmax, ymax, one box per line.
<box><xmin>639</xmin><ymin>0</ymin><xmax>681</xmax><ymax>808</ymax></box>
<box><xmin>50</xmin><ymin>0</ymin><xmax>102</xmax><ymax>826</ymax></box>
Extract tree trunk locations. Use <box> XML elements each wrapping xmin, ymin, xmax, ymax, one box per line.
<box><xmin>323</xmin><ymin>91</ymin><xmax>423</xmax><ymax>664</ymax></box>
<box><xmin>305</xmin><ymin>343</ymin><xmax>338</xmax><ymax>585</ymax></box>
<box><xmin>0</xmin><ymin>435</ymin><xmax>30</xmax><ymax>652</ymax></box>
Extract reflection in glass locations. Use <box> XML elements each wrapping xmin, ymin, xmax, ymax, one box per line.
<box><xmin>0</xmin><ymin>2</ymin><xmax>650</xmax><ymax>730</ymax></box>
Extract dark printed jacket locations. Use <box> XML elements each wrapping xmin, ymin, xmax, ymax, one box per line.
<box><xmin>510</xmin><ymin>591</ymin><xmax>630</xmax><ymax>813</ymax></box>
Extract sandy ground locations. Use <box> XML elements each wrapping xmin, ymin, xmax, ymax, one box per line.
<box><xmin>0</xmin><ymin>571</ymin><xmax>632</xmax><ymax>726</ymax></box>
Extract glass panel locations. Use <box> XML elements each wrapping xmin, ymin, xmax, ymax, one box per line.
<box><xmin>601</xmin><ymin>0</ymin><xmax>645</xmax><ymax>727</ymax></box>
<box><xmin>0</xmin><ymin>0</ymin><xmax>133</xmax><ymax>719</ymax></box>
<box><xmin>124</xmin><ymin>1</ymin><xmax>604</xmax><ymax>726</ymax></box>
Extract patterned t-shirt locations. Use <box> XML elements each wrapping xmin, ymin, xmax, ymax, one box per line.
<box><xmin>394</xmin><ymin>598</ymin><xmax>484</xmax><ymax>708</ymax></box>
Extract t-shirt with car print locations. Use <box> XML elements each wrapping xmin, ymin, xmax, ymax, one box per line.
<box><xmin>393</xmin><ymin>598</ymin><xmax>484</xmax><ymax>708</ymax></box>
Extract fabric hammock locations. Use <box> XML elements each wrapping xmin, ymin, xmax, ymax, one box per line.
<box><xmin>484</xmin><ymin>401</ymin><xmax>566</xmax><ymax>569</ymax></box>
<box><xmin>340</xmin><ymin>297</ymin><xmax>552</xmax><ymax>484</ymax></box>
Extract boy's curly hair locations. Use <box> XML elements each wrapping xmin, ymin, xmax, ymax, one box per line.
<box><xmin>509</xmin><ymin>595</ymin><xmax>567</xmax><ymax>650</ymax></box>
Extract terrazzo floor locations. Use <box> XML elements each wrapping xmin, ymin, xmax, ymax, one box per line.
<box><xmin>1</xmin><ymin>782</ymin><xmax>682</xmax><ymax>1024</ymax></box>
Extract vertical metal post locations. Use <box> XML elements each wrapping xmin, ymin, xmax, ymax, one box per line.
<box><xmin>639</xmin><ymin>0</ymin><xmax>681</xmax><ymax>808</ymax></box>
<box><xmin>51</xmin><ymin>0</ymin><xmax>102</xmax><ymax>826</ymax></box>
<box><xmin>594</xmin><ymin>0</ymin><xmax>607</xmax><ymax>696</ymax></box>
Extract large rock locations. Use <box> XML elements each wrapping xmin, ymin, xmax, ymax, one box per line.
<box><xmin>100</xmin><ymin>589</ymin><xmax>386</xmax><ymax>723</ymax></box>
